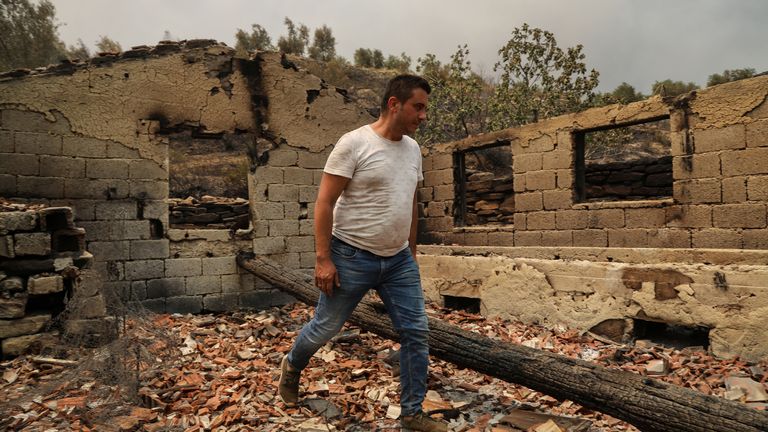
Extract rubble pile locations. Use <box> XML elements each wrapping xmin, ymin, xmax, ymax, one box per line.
<box><xmin>584</xmin><ymin>156</ymin><xmax>673</xmax><ymax>201</ymax></box>
<box><xmin>169</xmin><ymin>196</ymin><xmax>250</xmax><ymax>230</ymax></box>
<box><xmin>0</xmin><ymin>201</ymin><xmax>108</xmax><ymax>358</ymax></box>
<box><xmin>0</xmin><ymin>302</ymin><xmax>765</xmax><ymax>431</ymax></box>
<box><xmin>464</xmin><ymin>170</ymin><xmax>515</xmax><ymax>226</ymax></box>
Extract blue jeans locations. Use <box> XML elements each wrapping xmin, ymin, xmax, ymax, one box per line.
<box><xmin>286</xmin><ymin>236</ymin><xmax>430</xmax><ymax>416</ymax></box>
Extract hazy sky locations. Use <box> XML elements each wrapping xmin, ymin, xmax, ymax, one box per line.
<box><xmin>52</xmin><ymin>0</ymin><xmax>768</xmax><ymax>93</ymax></box>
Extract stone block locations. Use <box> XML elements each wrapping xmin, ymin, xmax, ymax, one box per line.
<box><xmin>138</xmin><ymin>298</ymin><xmax>166</xmax><ymax>313</ymax></box>
<box><xmin>541</xmin><ymin>230</ymin><xmax>572</xmax><ymax>246</ymax></box>
<box><xmin>124</xmin><ymin>260</ymin><xmax>164</xmax><ymax>280</ymax></box>
<box><xmin>140</xmin><ymin>200</ymin><xmax>168</xmax><ymax>220</ymax></box>
<box><xmin>95</xmin><ymin>201</ymin><xmax>137</xmax><ymax>220</ymax></box>
<box><xmin>86</xmin><ymin>159</ymin><xmax>129</xmax><ymax>179</ymax></box>
<box><xmin>106</xmin><ymin>141</ymin><xmax>140</xmax><ymax>158</ymax></box>
<box><xmin>268</xmin><ymin>184</ymin><xmax>298</xmax><ymax>202</ymax></box>
<box><xmin>17</xmin><ymin>176</ymin><xmax>64</xmax><ymax>198</ymax></box>
<box><xmin>0</xmin><ymin>314</ymin><xmax>50</xmax><ymax>339</ymax></box>
<box><xmin>13</xmin><ymin>232</ymin><xmax>50</xmax><ymax>256</ymax></box>
<box><xmin>747</xmin><ymin>176</ymin><xmax>768</xmax><ymax>201</ymax></box>
<box><xmin>254</xmin><ymin>166</ymin><xmax>283</xmax><ymax>184</ymax></box>
<box><xmin>2</xmin><ymin>110</ymin><xmax>70</xmax><ymax>133</ymax></box>
<box><xmin>186</xmin><ymin>275</ymin><xmax>221</xmax><ymax>295</ymax></box>
<box><xmin>146</xmin><ymin>278</ymin><xmax>185</xmax><ymax>298</ymax></box>
<box><xmin>721</xmin><ymin>147</ymin><xmax>768</xmax><ymax>176</ymax></box>
<box><xmin>130</xmin><ymin>239</ymin><xmax>169</xmax><ymax>260</ymax></box>
<box><xmin>647</xmin><ymin>229</ymin><xmax>691</xmax><ymax>248</ymax></box>
<box><xmin>299</xmin><ymin>185</ymin><xmax>318</xmax><ymax>202</ymax></box>
<box><xmin>673</xmin><ymin>153</ymin><xmax>721</xmax><ymax>179</ymax></box>
<box><xmin>693</xmin><ymin>124</ymin><xmax>746</xmax><ymax>153</ymax></box>
<box><xmin>525</xmin><ymin>170</ymin><xmax>556</xmax><ymax>191</ymax></box>
<box><xmin>0</xmin><ymin>210</ymin><xmax>37</xmax><ymax>232</ymax></box>
<box><xmin>423</xmin><ymin>169</ymin><xmax>452</xmax><ymax>187</ymax></box>
<box><xmin>0</xmin><ymin>235</ymin><xmax>13</xmax><ymax>258</ymax></box>
<box><xmin>515</xmin><ymin>192</ymin><xmax>543</xmax><ymax>212</ymax></box>
<box><xmin>202</xmin><ymin>256</ymin><xmax>237</xmax><ymax>276</ymax></box>
<box><xmin>284</xmin><ymin>202</ymin><xmax>301</xmax><ymax>219</ymax></box>
<box><xmin>299</xmin><ymin>219</ymin><xmax>314</xmax><ymax>236</ymax></box>
<box><xmin>129</xmin><ymin>160</ymin><xmax>166</xmax><ymax>180</ymax></box>
<box><xmin>63</xmin><ymin>317</ymin><xmax>118</xmax><ymax>344</ymax></box>
<box><xmin>417</xmin><ymin>187</ymin><xmax>433</xmax><ymax>203</ymax></box>
<box><xmin>557</xmin><ymin>169</ymin><xmax>573</xmax><ymax>189</ymax></box>
<box><xmin>240</xmin><ymin>290</ymin><xmax>274</xmax><ymax>310</ymax></box>
<box><xmin>0</xmin><ymin>130</ymin><xmax>13</xmax><ymax>152</ymax></box>
<box><xmin>487</xmin><ymin>231</ymin><xmax>515</xmax><ymax>246</ymax></box>
<box><xmin>526</xmin><ymin>211</ymin><xmax>556</xmax><ymax>230</ymax></box>
<box><xmin>426</xmin><ymin>201</ymin><xmax>447</xmax><ymax>218</ymax></box>
<box><xmin>692</xmin><ymin>228</ymin><xmax>742</xmax><ymax>249</ymax></box>
<box><xmin>423</xmin><ymin>216</ymin><xmax>452</xmax><ymax>232</ymax></box>
<box><xmin>286</xmin><ymin>236</ymin><xmax>315</xmax><ymax>253</ymax></box>
<box><xmin>665</xmin><ymin>205</ymin><xmax>712</xmax><ymax>228</ymax></box>
<box><xmin>39</xmin><ymin>155</ymin><xmax>86</xmax><ymax>178</ymax></box>
<box><xmin>722</xmin><ymin>177</ymin><xmax>747</xmax><ymax>203</ymax></box>
<box><xmin>14</xmin><ymin>132</ymin><xmax>62</xmax><ymax>155</ymax></box>
<box><xmin>27</xmin><ymin>275</ymin><xmax>63</xmax><ymax>294</ymax></box>
<box><xmin>165</xmin><ymin>258</ymin><xmax>202</xmax><ymax>277</ymax></box>
<box><xmin>0</xmin><ymin>153</ymin><xmax>38</xmax><ymax>175</ymax></box>
<box><xmin>744</xmin><ymin>229</ymin><xmax>768</xmax><ymax>249</ymax></box>
<box><xmin>587</xmin><ymin>209</ymin><xmax>624</xmax><ymax>229</ymax></box>
<box><xmin>0</xmin><ymin>174</ymin><xmax>16</xmax><ymax>196</ymax></box>
<box><xmin>65</xmin><ymin>178</ymin><xmax>129</xmax><ymax>199</ymax></box>
<box><xmin>512</xmin><ymin>174</ymin><xmax>526</xmax><ymax>192</ymax></box>
<box><xmin>542</xmin><ymin>150</ymin><xmax>571</xmax><ymax>170</ymax></box>
<box><xmin>462</xmin><ymin>232</ymin><xmax>487</xmax><ymax>246</ymax></box>
<box><xmin>270</xmin><ymin>252</ymin><xmax>301</xmax><ymax>268</ymax></box>
<box><xmin>625</xmin><ymin>208</ymin><xmax>666</xmax><ymax>228</ymax></box>
<box><xmin>432</xmin><ymin>153</ymin><xmax>453</xmax><ymax>170</ymax></box>
<box><xmin>572</xmin><ymin>229</ymin><xmax>608</xmax><ymax>247</ymax></box>
<box><xmin>282</xmin><ymin>167</ymin><xmax>314</xmax><ymax>185</ymax></box>
<box><xmin>746</xmin><ymin>119</ymin><xmax>768</xmax><ymax>147</ymax></box>
<box><xmin>525</xmin><ymin>134</ymin><xmax>555</xmax><ymax>152</ymax></box>
<box><xmin>269</xmin><ymin>220</ymin><xmax>299</xmax><ymax>237</ymax></box>
<box><xmin>62</xmin><ymin>136</ymin><xmax>108</xmax><ymax>158</ymax></box>
<box><xmin>203</xmin><ymin>293</ymin><xmax>239</xmax><ymax>312</ymax></box>
<box><xmin>2</xmin><ymin>332</ymin><xmax>59</xmax><ymax>357</ymax></box>
<box><xmin>297</xmin><ymin>150</ymin><xmax>331</xmax><ymax>169</ymax></box>
<box><xmin>608</xmin><ymin>229</ymin><xmax>649</xmax><ymax>248</ymax></box>
<box><xmin>514</xmin><ymin>231</ymin><xmax>542</xmax><ymax>246</ymax></box>
<box><xmin>555</xmin><ymin>210</ymin><xmax>588</xmax><ymax>230</ymax></box>
<box><xmin>123</xmin><ymin>220</ymin><xmax>152</xmax><ymax>240</ymax></box>
<box><xmin>268</xmin><ymin>149</ymin><xmax>298</xmax><ymax>166</ymax></box>
<box><xmin>513</xmin><ymin>213</ymin><xmax>526</xmax><ymax>229</ymax></box>
<box><xmin>433</xmin><ymin>185</ymin><xmax>454</xmax><ymax>201</ymax></box>
<box><xmin>253</xmin><ymin>202</ymin><xmax>284</xmax><ymax>220</ymax></box>
<box><xmin>221</xmin><ymin>274</ymin><xmax>242</xmax><ymax>292</ymax></box>
<box><xmin>514</xmin><ymin>153</ymin><xmax>543</xmax><ymax>172</ymax></box>
<box><xmin>543</xmin><ymin>189</ymin><xmax>572</xmax><ymax>210</ymax></box>
<box><xmin>299</xmin><ymin>252</ymin><xmax>316</xmax><ymax>269</ymax></box>
<box><xmin>129</xmin><ymin>180</ymin><xmax>167</xmax><ymax>200</ymax></box>
<box><xmin>165</xmin><ymin>296</ymin><xmax>203</xmax><ymax>314</ymax></box>
<box><xmin>73</xmin><ymin>294</ymin><xmax>107</xmax><ymax>318</ymax></box>
<box><xmin>674</xmin><ymin>179</ymin><xmax>721</xmax><ymax>203</ymax></box>
<box><xmin>713</xmin><ymin>204</ymin><xmax>766</xmax><ymax>228</ymax></box>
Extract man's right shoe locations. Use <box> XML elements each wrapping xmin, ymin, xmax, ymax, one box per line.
<box><xmin>401</xmin><ymin>411</ymin><xmax>448</xmax><ymax>432</ymax></box>
<box><xmin>278</xmin><ymin>355</ymin><xmax>300</xmax><ymax>407</ymax></box>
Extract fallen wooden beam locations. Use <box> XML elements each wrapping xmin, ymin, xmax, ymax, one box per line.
<box><xmin>237</xmin><ymin>252</ymin><xmax>768</xmax><ymax>432</ymax></box>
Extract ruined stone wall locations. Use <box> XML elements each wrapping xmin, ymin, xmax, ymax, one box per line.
<box><xmin>419</xmin><ymin>75</ymin><xmax>768</xmax><ymax>249</ymax></box>
<box><xmin>0</xmin><ymin>42</ymin><xmax>371</xmax><ymax>314</ymax></box>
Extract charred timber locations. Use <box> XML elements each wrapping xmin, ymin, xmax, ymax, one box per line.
<box><xmin>236</xmin><ymin>252</ymin><xmax>768</xmax><ymax>432</ymax></box>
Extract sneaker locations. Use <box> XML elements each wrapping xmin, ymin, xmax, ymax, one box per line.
<box><xmin>278</xmin><ymin>355</ymin><xmax>300</xmax><ymax>407</ymax></box>
<box><xmin>401</xmin><ymin>411</ymin><xmax>448</xmax><ymax>432</ymax></box>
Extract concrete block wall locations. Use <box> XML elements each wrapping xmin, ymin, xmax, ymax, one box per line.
<box><xmin>419</xmin><ymin>75</ymin><xmax>768</xmax><ymax>250</ymax></box>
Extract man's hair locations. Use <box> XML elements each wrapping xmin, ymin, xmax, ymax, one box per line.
<box><xmin>380</xmin><ymin>74</ymin><xmax>431</xmax><ymax>114</ymax></box>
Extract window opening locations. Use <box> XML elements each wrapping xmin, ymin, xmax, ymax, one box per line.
<box><xmin>455</xmin><ymin>143</ymin><xmax>513</xmax><ymax>226</ymax></box>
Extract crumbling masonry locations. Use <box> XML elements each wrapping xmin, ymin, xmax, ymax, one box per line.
<box><xmin>1</xmin><ymin>40</ymin><xmax>767</xmax><ymax>360</ymax></box>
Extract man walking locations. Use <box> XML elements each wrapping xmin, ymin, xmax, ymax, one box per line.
<box><xmin>278</xmin><ymin>74</ymin><xmax>448</xmax><ymax>432</ymax></box>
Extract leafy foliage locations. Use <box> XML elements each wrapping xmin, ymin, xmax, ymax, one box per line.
<box><xmin>489</xmin><ymin>23</ymin><xmax>599</xmax><ymax>130</ymax></box>
<box><xmin>95</xmin><ymin>35</ymin><xmax>121</xmax><ymax>53</ymax></box>
<box><xmin>353</xmin><ymin>48</ymin><xmax>384</xmax><ymax>68</ymax></box>
<box><xmin>234</xmin><ymin>24</ymin><xmax>273</xmax><ymax>55</ymax></box>
<box><xmin>650</xmin><ymin>79</ymin><xmax>698</xmax><ymax>97</ymax></box>
<box><xmin>66</xmin><ymin>38</ymin><xmax>90</xmax><ymax>61</ymax></box>
<box><xmin>0</xmin><ymin>0</ymin><xmax>66</xmax><ymax>70</ymax></box>
<box><xmin>707</xmin><ymin>68</ymin><xmax>755</xmax><ymax>87</ymax></box>
<box><xmin>277</xmin><ymin>17</ymin><xmax>309</xmax><ymax>55</ymax></box>
<box><xmin>308</xmin><ymin>25</ymin><xmax>336</xmax><ymax>62</ymax></box>
<box><xmin>383</xmin><ymin>52</ymin><xmax>411</xmax><ymax>72</ymax></box>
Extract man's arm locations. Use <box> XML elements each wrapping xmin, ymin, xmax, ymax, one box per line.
<box><xmin>409</xmin><ymin>191</ymin><xmax>419</xmax><ymax>258</ymax></box>
<box><xmin>314</xmin><ymin>172</ymin><xmax>350</xmax><ymax>296</ymax></box>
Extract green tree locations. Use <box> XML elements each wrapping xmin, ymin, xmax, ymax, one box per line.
<box><xmin>611</xmin><ymin>82</ymin><xmax>644</xmax><ymax>103</ymax></box>
<box><xmin>95</xmin><ymin>35</ymin><xmax>121</xmax><ymax>53</ymax></box>
<box><xmin>234</xmin><ymin>24</ymin><xmax>273</xmax><ymax>55</ymax></box>
<box><xmin>489</xmin><ymin>23</ymin><xmax>599</xmax><ymax>129</ymax></box>
<box><xmin>307</xmin><ymin>24</ymin><xmax>335</xmax><ymax>62</ymax></box>
<box><xmin>277</xmin><ymin>17</ymin><xmax>309</xmax><ymax>55</ymax></box>
<box><xmin>371</xmin><ymin>49</ymin><xmax>384</xmax><ymax>68</ymax></box>
<box><xmin>0</xmin><ymin>0</ymin><xmax>67</xmax><ymax>71</ymax></box>
<box><xmin>415</xmin><ymin>45</ymin><xmax>487</xmax><ymax>145</ymax></box>
<box><xmin>384</xmin><ymin>52</ymin><xmax>411</xmax><ymax>72</ymax></box>
<box><xmin>650</xmin><ymin>79</ymin><xmax>698</xmax><ymax>97</ymax></box>
<box><xmin>66</xmin><ymin>38</ymin><xmax>90</xmax><ymax>61</ymax></box>
<box><xmin>353</xmin><ymin>47</ymin><xmax>373</xmax><ymax>67</ymax></box>
<box><xmin>707</xmin><ymin>68</ymin><xmax>755</xmax><ymax>87</ymax></box>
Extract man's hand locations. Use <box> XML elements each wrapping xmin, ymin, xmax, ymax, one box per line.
<box><xmin>314</xmin><ymin>255</ymin><xmax>340</xmax><ymax>296</ymax></box>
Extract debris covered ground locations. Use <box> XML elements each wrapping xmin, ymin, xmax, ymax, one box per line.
<box><xmin>1</xmin><ymin>301</ymin><xmax>766</xmax><ymax>431</ymax></box>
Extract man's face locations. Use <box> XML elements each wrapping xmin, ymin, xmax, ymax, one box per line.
<box><xmin>393</xmin><ymin>88</ymin><xmax>428</xmax><ymax>135</ymax></box>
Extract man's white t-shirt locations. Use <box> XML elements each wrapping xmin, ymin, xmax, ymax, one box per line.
<box><xmin>323</xmin><ymin>124</ymin><xmax>423</xmax><ymax>257</ymax></box>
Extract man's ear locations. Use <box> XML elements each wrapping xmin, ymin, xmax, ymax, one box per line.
<box><xmin>387</xmin><ymin>96</ymin><xmax>400</xmax><ymax>113</ymax></box>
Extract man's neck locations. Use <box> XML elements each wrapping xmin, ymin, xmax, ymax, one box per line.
<box><xmin>370</xmin><ymin>117</ymin><xmax>403</xmax><ymax>141</ymax></box>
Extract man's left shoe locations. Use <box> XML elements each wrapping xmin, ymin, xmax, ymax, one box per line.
<box><xmin>401</xmin><ymin>411</ymin><xmax>448</xmax><ymax>432</ymax></box>
<box><xmin>278</xmin><ymin>355</ymin><xmax>300</xmax><ymax>407</ymax></box>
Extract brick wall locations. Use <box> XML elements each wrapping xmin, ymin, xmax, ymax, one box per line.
<box><xmin>419</xmin><ymin>75</ymin><xmax>768</xmax><ymax>249</ymax></box>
